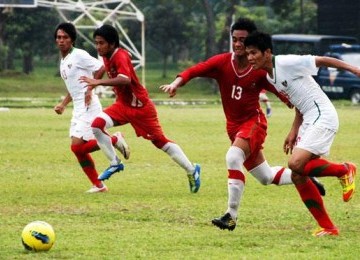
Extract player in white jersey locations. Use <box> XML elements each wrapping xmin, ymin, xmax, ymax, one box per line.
<box><xmin>244</xmin><ymin>31</ymin><xmax>357</xmax><ymax>237</ymax></box>
<box><xmin>53</xmin><ymin>22</ymin><xmax>130</xmax><ymax>193</ymax></box>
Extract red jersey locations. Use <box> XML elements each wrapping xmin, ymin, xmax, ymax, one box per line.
<box><xmin>103</xmin><ymin>48</ymin><xmax>149</xmax><ymax>107</ymax></box>
<box><xmin>179</xmin><ymin>53</ymin><xmax>286</xmax><ymax>126</ymax></box>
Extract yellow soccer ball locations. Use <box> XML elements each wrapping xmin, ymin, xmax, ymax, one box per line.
<box><xmin>21</xmin><ymin>221</ymin><xmax>55</xmax><ymax>251</ymax></box>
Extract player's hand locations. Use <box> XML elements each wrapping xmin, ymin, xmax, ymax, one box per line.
<box><xmin>54</xmin><ymin>104</ymin><xmax>65</xmax><ymax>115</ymax></box>
<box><xmin>159</xmin><ymin>84</ymin><xmax>177</xmax><ymax>97</ymax></box>
<box><xmin>283</xmin><ymin>133</ymin><xmax>297</xmax><ymax>154</ymax></box>
<box><xmin>79</xmin><ymin>76</ymin><xmax>98</xmax><ymax>87</ymax></box>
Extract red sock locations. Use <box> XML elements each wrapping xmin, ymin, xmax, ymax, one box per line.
<box><xmin>304</xmin><ymin>158</ymin><xmax>347</xmax><ymax>177</ymax></box>
<box><xmin>71</xmin><ymin>144</ymin><xmax>101</xmax><ymax>187</ymax></box>
<box><xmin>77</xmin><ymin>153</ymin><xmax>102</xmax><ymax>187</ymax></box>
<box><xmin>295</xmin><ymin>178</ymin><xmax>335</xmax><ymax>229</ymax></box>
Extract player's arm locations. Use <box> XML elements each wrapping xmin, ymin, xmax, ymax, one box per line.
<box><xmin>79</xmin><ymin>74</ymin><xmax>130</xmax><ymax>90</ymax></box>
<box><xmin>283</xmin><ymin>108</ymin><xmax>302</xmax><ymax>154</ymax></box>
<box><xmin>54</xmin><ymin>92</ymin><xmax>72</xmax><ymax>115</ymax></box>
<box><xmin>160</xmin><ymin>54</ymin><xmax>222</xmax><ymax>97</ymax></box>
<box><xmin>159</xmin><ymin>76</ymin><xmax>184</xmax><ymax>98</ymax></box>
<box><xmin>316</xmin><ymin>56</ymin><xmax>360</xmax><ymax>77</ymax></box>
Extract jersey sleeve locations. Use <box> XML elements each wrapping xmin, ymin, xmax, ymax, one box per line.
<box><xmin>77</xmin><ymin>49</ymin><xmax>103</xmax><ymax>72</ymax></box>
<box><xmin>280</xmin><ymin>55</ymin><xmax>319</xmax><ymax>77</ymax></box>
<box><xmin>113</xmin><ymin>51</ymin><xmax>132</xmax><ymax>79</ymax></box>
<box><xmin>178</xmin><ymin>54</ymin><xmax>226</xmax><ymax>85</ymax></box>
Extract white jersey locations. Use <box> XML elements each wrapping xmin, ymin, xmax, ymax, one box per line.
<box><xmin>60</xmin><ymin>47</ymin><xmax>103</xmax><ymax>115</ymax></box>
<box><xmin>267</xmin><ymin>55</ymin><xmax>339</xmax><ymax>131</ymax></box>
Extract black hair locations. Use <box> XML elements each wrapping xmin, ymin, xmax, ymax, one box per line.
<box><xmin>231</xmin><ymin>18</ymin><xmax>257</xmax><ymax>34</ymax></box>
<box><xmin>244</xmin><ymin>31</ymin><xmax>273</xmax><ymax>53</ymax></box>
<box><xmin>54</xmin><ymin>22</ymin><xmax>77</xmax><ymax>44</ymax></box>
<box><xmin>93</xmin><ymin>24</ymin><xmax>120</xmax><ymax>48</ymax></box>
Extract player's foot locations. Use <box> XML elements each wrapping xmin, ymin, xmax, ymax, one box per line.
<box><xmin>212</xmin><ymin>213</ymin><xmax>237</xmax><ymax>231</ymax></box>
<box><xmin>98</xmin><ymin>162</ymin><xmax>124</xmax><ymax>181</ymax></box>
<box><xmin>86</xmin><ymin>183</ymin><xmax>108</xmax><ymax>193</ymax></box>
<box><xmin>266</xmin><ymin>107</ymin><xmax>272</xmax><ymax>117</ymax></box>
<box><xmin>312</xmin><ymin>226</ymin><xmax>339</xmax><ymax>237</ymax></box>
<box><xmin>310</xmin><ymin>177</ymin><xmax>326</xmax><ymax>196</ymax></box>
<box><xmin>339</xmin><ymin>162</ymin><xmax>356</xmax><ymax>202</ymax></box>
<box><xmin>114</xmin><ymin>132</ymin><xmax>130</xmax><ymax>160</ymax></box>
<box><xmin>188</xmin><ymin>164</ymin><xmax>201</xmax><ymax>193</ymax></box>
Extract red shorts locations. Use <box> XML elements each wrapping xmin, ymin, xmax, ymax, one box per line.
<box><xmin>227</xmin><ymin>115</ymin><xmax>267</xmax><ymax>169</ymax></box>
<box><xmin>104</xmin><ymin>101</ymin><xmax>165</xmax><ymax>140</ymax></box>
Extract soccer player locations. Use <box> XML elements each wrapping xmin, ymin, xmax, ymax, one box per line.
<box><xmin>259</xmin><ymin>90</ymin><xmax>272</xmax><ymax>117</ymax></box>
<box><xmin>54</xmin><ymin>22</ymin><xmax>129</xmax><ymax>193</ymax></box>
<box><xmin>160</xmin><ymin>18</ymin><xmax>325</xmax><ymax>231</ymax></box>
<box><xmin>79</xmin><ymin>24</ymin><xmax>201</xmax><ymax>193</ymax></box>
<box><xmin>244</xmin><ymin>31</ymin><xmax>357</xmax><ymax>236</ymax></box>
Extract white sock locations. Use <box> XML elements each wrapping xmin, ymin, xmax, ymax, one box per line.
<box><xmin>162</xmin><ymin>142</ymin><xmax>194</xmax><ymax>174</ymax></box>
<box><xmin>249</xmin><ymin>161</ymin><xmax>292</xmax><ymax>185</ymax></box>
<box><xmin>227</xmin><ymin>178</ymin><xmax>244</xmax><ymax>219</ymax></box>
<box><xmin>226</xmin><ymin>146</ymin><xmax>246</xmax><ymax>219</ymax></box>
<box><xmin>92</xmin><ymin>127</ymin><xmax>119</xmax><ymax>165</ymax></box>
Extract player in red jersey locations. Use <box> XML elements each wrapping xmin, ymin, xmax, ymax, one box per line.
<box><xmin>160</xmin><ymin>18</ymin><xmax>325</xmax><ymax>230</ymax></box>
<box><xmin>79</xmin><ymin>24</ymin><xmax>200</xmax><ymax>193</ymax></box>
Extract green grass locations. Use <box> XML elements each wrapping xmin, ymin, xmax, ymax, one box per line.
<box><xmin>1</xmin><ymin>104</ymin><xmax>359</xmax><ymax>259</ymax></box>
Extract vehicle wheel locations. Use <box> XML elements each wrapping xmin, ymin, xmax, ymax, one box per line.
<box><xmin>350</xmin><ymin>90</ymin><xmax>360</xmax><ymax>104</ymax></box>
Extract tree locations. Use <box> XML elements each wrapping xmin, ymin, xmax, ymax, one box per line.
<box><xmin>4</xmin><ymin>7</ymin><xmax>59</xmax><ymax>74</ymax></box>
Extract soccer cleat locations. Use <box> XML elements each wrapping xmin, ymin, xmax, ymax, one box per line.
<box><xmin>86</xmin><ymin>183</ymin><xmax>108</xmax><ymax>193</ymax></box>
<box><xmin>312</xmin><ymin>226</ymin><xmax>339</xmax><ymax>237</ymax></box>
<box><xmin>212</xmin><ymin>213</ymin><xmax>237</xmax><ymax>231</ymax></box>
<box><xmin>98</xmin><ymin>163</ymin><xmax>124</xmax><ymax>181</ymax></box>
<box><xmin>266</xmin><ymin>107</ymin><xmax>272</xmax><ymax>117</ymax></box>
<box><xmin>114</xmin><ymin>132</ymin><xmax>130</xmax><ymax>160</ymax></box>
<box><xmin>188</xmin><ymin>164</ymin><xmax>201</xmax><ymax>193</ymax></box>
<box><xmin>310</xmin><ymin>177</ymin><xmax>326</xmax><ymax>196</ymax></box>
<box><xmin>339</xmin><ymin>162</ymin><xmax>357</xmax><ymax>202</ymax></box>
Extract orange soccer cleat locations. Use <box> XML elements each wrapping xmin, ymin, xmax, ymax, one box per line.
<box><xmin>339</xmin><ymin>162</ymin><xmax>357</xmax><ymax>202</ymax></box>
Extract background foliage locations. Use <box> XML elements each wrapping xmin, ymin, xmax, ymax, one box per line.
<box><xmin>0</xmin><ymin>0</ymin><xmax>317</xmax><ymax>74</ymax></box>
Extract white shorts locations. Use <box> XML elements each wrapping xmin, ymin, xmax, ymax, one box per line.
<box><xmin>70</xmin><ymin>103</ymin><xmax>102</xmax><ymax>141</ymax></box>
<box><xmin>295</xmin><ymin>123</ymin><xmax>336</xmax><ymax>156</ymax></box>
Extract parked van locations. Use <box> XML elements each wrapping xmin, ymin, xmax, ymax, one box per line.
<box><xmin>272</xmin><ymin>34</ymin><xmax>358</xmax><ymax>55</ymax></box>
<box><xmin>317</xmin><ymin>44</ymin><xmax>360</xmax><ymax>104</ymax></box>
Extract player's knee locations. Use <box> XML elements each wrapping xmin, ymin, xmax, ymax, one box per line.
<box><xmin>226</xmin><ymin>147</ymin><xmax>245</xmax><ymax>169</ymax></box>
<box><xmin>151</xmin><ymin>136</ymin><xmax>171</xmax><ymax>149</ymax></box>
<box><xmin>71</xmin><ymin>144</ymin><xmax>83</xmax><ymax>155</ymax></box>
<box><xmin>288</xmin><ymin>159</ymin><xmax>304</xmax><ymax>174</ymax></box>
<box><xmin>91</xmin><ymin>117</ymin><xmax>106</xmax><ymax>129</ymax></box>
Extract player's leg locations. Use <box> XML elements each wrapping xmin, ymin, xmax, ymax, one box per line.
<box><xmin>303</xmin><ymin>158</ymin><xmax>356</xmax><ymax>201</ymax></box>
<box><xmin>91</xmin><ymin>111</ymin><xmax>124</xmax><ymax>181</ymax></box>
<box><xmin>133</xmin><ymin>101</ymin><xmax>200</xmax><ymax>193</ymax></box>
<box><xmin>289</xmin><ymin>148</ymin><xmax>338</xmax><ymax>236</ymax></box>
<box><xmin>247</xmin><ymin>153</ymin><xmax>326</xmax><ymax>195</ymax></box>
<box><xmin>297</xmin><ymin>126</ymin><xmax>356</xmax><ymax>202</ymax></box>
<box><xmin>212</xmin><ymin>137</ymin><xmax>249</xmax><ymax>231</ymax></box>
<box><xmin>70</xmin><ymin>138</ymin><xmax>107</xmax><ymax>193</ymax></box>
<box><xmin>259</xmin><ymin>92</ymin><xmax>272</xmax><ymax>117</ymax></box>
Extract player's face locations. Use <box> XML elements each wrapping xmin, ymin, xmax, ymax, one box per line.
<box><xmin>246</xmin><ymin>46</ymin><xmax>267</xmax><ymax>70</ymax></box>
<box><xmin>55</xmin><ymin>29</ymin><xmax>73</xmax><ymax>54</ymax></box>
<box><xmin>95</xmin><ymin>36</ymin><xmax>114</xmax><ymax>58</ymax></box>
<box><xmin>232</xmin><ymin>30</ymin><xmax>248</xmax><ymax>57</ymax></box>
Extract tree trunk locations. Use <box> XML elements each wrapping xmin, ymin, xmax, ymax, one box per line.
<box><xmin>217</xmin><ymin>0</ymin><xmax>237</xmax><ymax>53</ymax></box>
<box><xmin>162</xmin><ymin>53</ymin><xmax>167</xmax><ymax>78</ymax></box>
<box><xmin>202</xmin><ymin>0</ymin><xmax>217</xmax><ymax>59</ymax></box>
<box><xmin>22</xmin><ymin>51</ymin><xmax>33</xmax><ymax>74</ymax></box>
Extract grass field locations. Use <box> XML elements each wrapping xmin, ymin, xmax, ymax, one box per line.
<box><xmin>0</xmin><ymin>102</ymin><xmax>359</xmax><ymax>259</ymax></box>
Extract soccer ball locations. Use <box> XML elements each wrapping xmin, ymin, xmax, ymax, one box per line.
<box><xmin>21</xmin><ymin>221</ymin><xmax>55</xmax><ymax>251</ymax></box>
